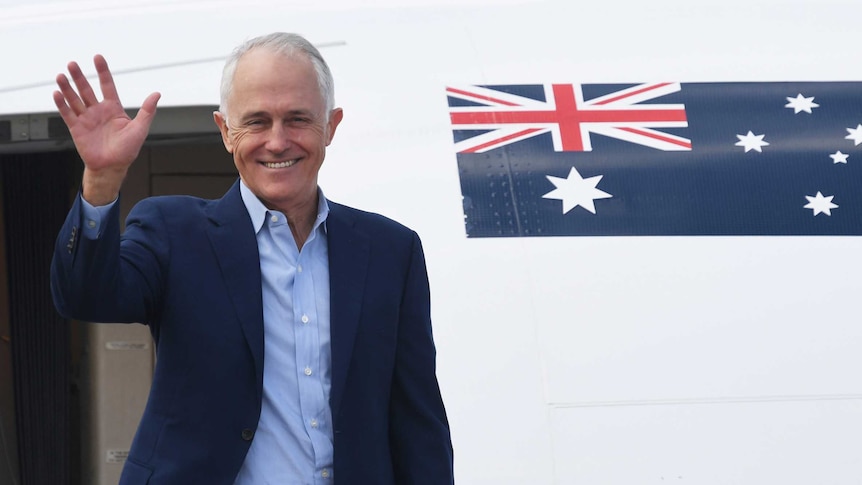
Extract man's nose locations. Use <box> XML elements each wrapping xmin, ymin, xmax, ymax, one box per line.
<box><xmin>265</xmin><ymin>123</ymin><xmax>292</xmax><ymax>152</ymax></box>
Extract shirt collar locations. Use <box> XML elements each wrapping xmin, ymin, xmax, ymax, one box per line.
<box><xmin>239</xmin><ymin>180</ymin><xmax>330</xmax><ymax>235</ymax></box>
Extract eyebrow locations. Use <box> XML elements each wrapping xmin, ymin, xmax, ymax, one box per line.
<box><xmin>238</xmin><ymin>111</ymin><xmax>270</xmax><ymax>122</ymax></box>
<box><xmin>239</xmin><ymin>109</ymin><xmax>316</xmax><ymax>121</ymax></box>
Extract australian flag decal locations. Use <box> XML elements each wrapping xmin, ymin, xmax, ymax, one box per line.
<box><xmin>447</xmin><ymin>83</ymin><xmax>862</xmax><ymax>237</ymax></box>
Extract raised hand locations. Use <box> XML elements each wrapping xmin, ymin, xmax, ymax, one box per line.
<box><xmin>53</xmin><ymin>55</ymin><xmax>160</xmax><ymax>205</ymax></box>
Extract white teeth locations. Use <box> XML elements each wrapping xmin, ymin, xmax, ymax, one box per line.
<box><xmin>262</xmin><ymin>159</ymin><xmax>298</xmax><ymax>168</ymax></box>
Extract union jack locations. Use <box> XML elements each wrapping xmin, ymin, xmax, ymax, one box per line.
<box><xmin>447</xmin><ymin>83</ymin><xmax>691</xmax><ymax>153</ymax></box>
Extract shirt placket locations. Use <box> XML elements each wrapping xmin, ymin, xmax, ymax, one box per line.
<box><xmin>293</xmin><ymin>228</ymin><xmax>332</xmax><ymax>482</ymax></box>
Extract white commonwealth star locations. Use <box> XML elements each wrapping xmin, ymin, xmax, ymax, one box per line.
<box><xmin>543</xmin><ymin>166</ymin><xmax>612</xmax><ymax>214</ymax></box>
<box><xmin>804</xmin><ymin>191</ymin><xmax>838</xmax><ymax>216</ymax></box>
<box><xmin>846</xmin><ymin>124</ymin><xmax>862</xmax><ymax>146</ymax></box>
<box><xmin>735</xmin><ymin>131</ymin><xmax>769</xmax><ymax>152</ymax></box>
<box><xmin>784</xmin><ymin>93</ymin><xmax>819</xmax><ymax>114</ymax></box>
<box><xmin>830</xmin><ymin>151</ymin><xmax>849</xmax><ymax>164</ymax></box>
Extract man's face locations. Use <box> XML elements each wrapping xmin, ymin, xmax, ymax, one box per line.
<box><xmin>215</xmin><ymin>48</ymin><xmax>342</xmax><ymax>214</ymax></box>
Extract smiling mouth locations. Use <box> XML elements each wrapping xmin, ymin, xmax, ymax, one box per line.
<box><xmin>261</xmin><ymin>159</ymin><xmax>299</xmax><ymax>169</ymax></box>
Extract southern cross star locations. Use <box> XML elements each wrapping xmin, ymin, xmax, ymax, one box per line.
<box><xmin>846</xmin><ymin>124</ymin><xmax>862</xmax><ymax>146</ymax></box>
<box><xmin>735</xmin><ymin>131</ymin><xmax>769</xmax><ymax>153</ymax></box>
<box><xmin>543</xmin><ymin>167</ymin><xmax>612</xmax><ymax>214</ymax></box>
<box><xmin>804</xmin><ymin>191</ymin><xmax>838</xmax><ymax>216</ymax></box>
<box><xmin>784</xmin><ymin>93</ymin><xmax>819</xmax><ymax>114</ymax></box>
<box><xmin>830</xmin><ymin>151</ymin><xmax>849</xmax><ymax>164</ymax></box>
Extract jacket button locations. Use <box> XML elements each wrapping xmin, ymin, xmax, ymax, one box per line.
<box><xmin>241</xmin><ymin>429</ymin><xmax>254</xmax><ymax>441</ymax></box>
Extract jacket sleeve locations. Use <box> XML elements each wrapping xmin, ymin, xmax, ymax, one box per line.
<box><xmin>51</xmin><ymin>193</ymin><xmax>168</xmax><ymax>326</ymax></box>
<box><xmin>389</xmin><ymin>231</ymin><xmax>455</xmax><ymax>484</ymax></box>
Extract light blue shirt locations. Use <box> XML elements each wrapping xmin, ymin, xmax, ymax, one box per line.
<box><xmin>79</xmin><ymin>198</ymin><xmax>112</xmax><ymax>240</ymax></box>
<box><xmin>234</xmin><ymin>181</ymin><xmax>334</xmax><ymax>484</ymax></box>
<box><xmin>79</xmin><ymin>183</ymin><xmax>335</xmax><ymax>483</ymax></box>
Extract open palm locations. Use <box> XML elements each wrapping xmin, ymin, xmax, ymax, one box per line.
<box><xmin>53</xmin><ymin>55</ymin><xmax>159</xmax><ymax>202</ymax></box>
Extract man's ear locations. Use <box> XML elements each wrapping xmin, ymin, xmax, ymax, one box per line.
<box><xmin>213</xmin><ymin>111</ymin><xmax>234</xmax><ymax>153</ymax></box>
<box><xmin>325</xmin><ymin>108</ymin><xmax>344</xmax><ymax>146</ymax></box>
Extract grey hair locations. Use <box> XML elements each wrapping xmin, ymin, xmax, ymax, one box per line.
<box><xmin>218</xmin><ymin>32</ymin><xmax>335</xmax><ymax>120</ymax></box>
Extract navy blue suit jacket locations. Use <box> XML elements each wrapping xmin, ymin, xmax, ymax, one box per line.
<box><xmin>51</xmin><ymin>180</ymin><xmax>454</xmax><ymax>484</ymax></box>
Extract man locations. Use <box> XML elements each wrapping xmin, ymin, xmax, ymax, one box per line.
<box><xmin>50</xmin><ymin>32</ymin><xmax>454</xmax><ymax>484</ymax></box>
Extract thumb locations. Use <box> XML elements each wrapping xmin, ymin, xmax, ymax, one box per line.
<box><xmin>133</xmin><ymin>91</ymin><xmax>161</xmax><ymax>129</ymax></box>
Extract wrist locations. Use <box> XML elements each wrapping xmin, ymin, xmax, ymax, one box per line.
<box><xmin>82</xmin><ymin>167</ymin><xmax>127</xmax><ymax>206</ymax></box>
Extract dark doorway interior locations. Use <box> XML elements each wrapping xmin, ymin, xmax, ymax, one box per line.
<box><xmin>0</xmin><ymin>151</ymin><xmax>79</xmax><ymax>485</ymax></box>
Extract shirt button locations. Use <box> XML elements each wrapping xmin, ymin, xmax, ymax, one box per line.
<box><xmin>297</xmin><ymin>264</ymin><xmax>303</xmax><ymax>273</ymax></box>
<box><xmin>304</xmin><ymin>367</ymin><xmax>312</xmax><ymax>376</ymax></box>
<box><xmin>241</xmin><ymin>428</ymin><xmax>254</xmax><ymax>441</ymax></box>
<box><xmin>270</xmin><ymin>215</ymin><xmax>278</xmax><ymax>223</ymax></box>
<box><xmin>322</xmin><ymin>469</ymin><xmax>330</xmax><ymax>479</ymax></box>
<box><xmin>310</xmin><ymin>419</ymin><xmax>319</xmax><ymax>428</ymax></box>
<box><xmin>301</xmin><ymin>315</ymin><xmax>309</xmax><ymax>324</ymax></box>
<box><xmin>87</xmin><ymin>219</ymin><xmax>97</xmax><ymax>228</ymax></box>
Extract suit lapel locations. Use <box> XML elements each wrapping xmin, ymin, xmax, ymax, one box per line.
<box><xmin>204</xmin><ymin>181</ymin><xmax>265</xmax><ymax>400</ymax></box>
<box><xmin>200</xmin><ymin>188</ymin><xmax>367</xmax><ymax>416</ymax></box>
<box><xmin>326</xmin><ymin>203</ymin><xmax>370</xmax><ymax>420</ymax></box>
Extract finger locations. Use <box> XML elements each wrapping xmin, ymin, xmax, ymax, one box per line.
<box><xmin>56</xmin><ymin>70</ymin><xmax>86</xmax><ymax>115</ymax></box>
<box><xmin>68</xmin><ymin>60</ymin><xmax>99</xmax><ymax>107</ymax></box>
<box><xmin>52</xmin><ymin>89</ymin><xmax>76</xmax><ymax>127</ymax></box>
<box><xmin>94</xmin><ymin>54</ymin><xmax>121</xmax><ymax>103</ymax></box>
<box><xmin>132</xmin><ymin>92</ymin><xmax>161</xmax><ymax>130</ymax></box>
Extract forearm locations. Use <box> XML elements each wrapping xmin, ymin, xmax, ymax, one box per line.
<box><xmin>50</xmin><ymin>194</ymin><xmax>157</xmax><ymax>324</ymax></box>
<box><xmin>390</xmin><ymin>233</ymin><xmax>454</xmax><ymax>484</ymax></box>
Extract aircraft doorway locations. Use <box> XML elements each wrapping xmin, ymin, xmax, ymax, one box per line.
<box><xmin>0</xmin><ymin>150</ymin><xmax>79</xmax><ymax>485</ymax></box>
<box><xmin>0</xmin><ymin>106</ymin><xmax>235</xmax><ymax>485</ymax></box>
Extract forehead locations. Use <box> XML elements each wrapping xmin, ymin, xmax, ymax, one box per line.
<box><xmin>229</xmin><ymin>48</ymin><xmax>323</xmax><ymax>116</ymax></box>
